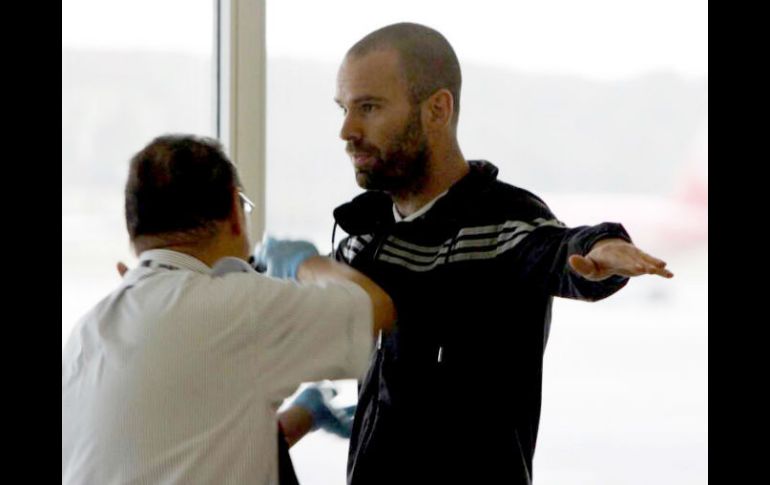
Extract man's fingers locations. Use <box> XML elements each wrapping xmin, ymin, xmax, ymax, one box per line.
<box><xmin>626</xmin><ymin>257</ymin><xmax>673</xmax><ymax>279</ymax></box>
<box><xmin>638</xmin><ymin>251</ymin><xmax>667</xmax><ymax>268</ymax></box>
<box><xmin>630</xmin><ymin>250</ymin><xmax>673</xmax><ymax>278</ymax></box>
<box><xmin>648</xmin><ymin>265</ymin><xmax>674</xmax><ymax>278</ymax></box>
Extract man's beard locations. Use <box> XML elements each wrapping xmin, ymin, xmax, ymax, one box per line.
<box><xmin>347</xmin><ymin>107</ymin><xmax>430</xmax><ymax>195</ymax></box>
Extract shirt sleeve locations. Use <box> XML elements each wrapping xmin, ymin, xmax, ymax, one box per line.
<box><xmin>547</xmin><ymin>222</ymin><xmax>631</xmax><ymax>300</ymax></box>
<box><xmin>244</xmin><ymin>276</ymin><xmax>374</xmax><ymax>406</ymax></box>
<box><xmin>509</xmin><ymin>196</ymin><xmax>632</xmax><ymax>301</ymax></box>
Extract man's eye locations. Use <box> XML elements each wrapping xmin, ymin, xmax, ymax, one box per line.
<box><xmin>361</xmin><ymin>104</ymin><xmax>377</xmax><ymax>113</ymax></box>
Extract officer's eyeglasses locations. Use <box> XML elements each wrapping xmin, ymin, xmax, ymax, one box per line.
<box><xmin>238</xmin><ymin>191</ymin><xmax>255</xmax><ymax>215</ymax></box>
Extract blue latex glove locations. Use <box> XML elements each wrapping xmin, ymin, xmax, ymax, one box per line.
<box><xmin>252</xmin><ymin>236</ymin><xmax>319</xmax><ymax>279</ymax></box>
<box><xmin>291</xmin><ymin>382</ymin><xmax>357</xmax><ymax>438</ymax></box>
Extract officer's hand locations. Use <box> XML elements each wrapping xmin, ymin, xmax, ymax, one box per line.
<box><xmin>117</xmin><ymin>262</ymin><xmax>129</xmax><ymax>277</ymax></box>
<box><xmin>291</xmin><ymin>381</ymin><xmax>356</xmax><ymax>438</ymax></box>
<box><xmin>252</xmin><ymin>236</ymin><xmax>319</xmax><ymax>279</ymax></box>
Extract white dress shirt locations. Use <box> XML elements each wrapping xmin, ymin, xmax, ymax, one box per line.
<box><xmin>62</xmin><ymin>249</ymin><xmax>373</xmax><ymax>485</ymax></box>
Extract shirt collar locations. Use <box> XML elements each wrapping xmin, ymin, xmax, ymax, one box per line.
<box><xmin>137</xmin><ymin>249</ymin><xmax>213</xmax><ymax>274</ymax></box>
<box><xmin>392</xmin><ymin>190</ymin><xmax>449</xmax><ymax>223</ymax></box>
<box><xmin>334</xmin><ymin>160</ymin><xmax>500</xmax><ymax>235</ymax></box>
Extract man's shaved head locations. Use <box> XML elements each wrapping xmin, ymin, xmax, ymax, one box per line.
<box><xmin>346</xmin><ymin>22</ymin><xmax>462</xmax><ymax>125</ymax></box>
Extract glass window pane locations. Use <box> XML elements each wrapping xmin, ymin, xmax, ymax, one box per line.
<box><xmin>62</xmin><ymin>0</ymin><xmax>215</xmax><ymax>346</ymax></box>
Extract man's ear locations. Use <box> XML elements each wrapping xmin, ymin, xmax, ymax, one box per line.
<box><xmin>423</xmin><ymin>88</ymin><xmax>454</xmax><ymax>128</ymax></box>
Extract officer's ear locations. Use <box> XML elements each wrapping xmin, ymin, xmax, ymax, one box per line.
<box><xmin>229</xmin><ymin>189</ymin><xmax>245</xmax><ymax>237</ymax></box>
